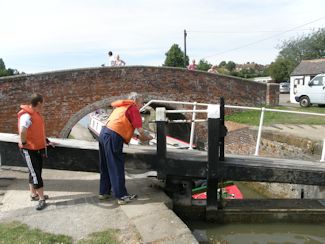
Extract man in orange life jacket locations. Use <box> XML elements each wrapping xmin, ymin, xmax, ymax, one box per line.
<box><xmin>98</xmin><ymin>92</ymin><xmax>153</xmax><ymax>204</ymax></box>
<box><xmin>18</xmin><ymin>93</ymin><xmax>50</xmax><ymax>211</ymax></box>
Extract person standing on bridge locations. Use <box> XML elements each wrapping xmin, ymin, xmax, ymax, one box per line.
<box><xmin>208</xmin><ymin>65</ymin><xmax>219</xmax><ymax>74</ymax></box>
<box><xmin>187</xmin><ymin>59</ymin><xmax>197</xmax><ymax>70</ymax></box>
<box><xmin>114</xmin><ymin>54</ymin><xmax>126</xmax><ymax>66</ymax></box>
<box><xmin>17</xmin><ymin>93</ymin><xmax>51</xmax><ymax>210</ymax></box>
<box><xmin>98</xmin><ymin>92</ymin><xmax>153</xmax><ymax>204</ymax></box>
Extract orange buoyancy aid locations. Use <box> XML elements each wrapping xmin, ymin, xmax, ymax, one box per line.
<box><xmin>106</xmin><ymin>100</ymin><xmax>136</xmax><ymax>143</ymax></box>
<box><xmin>17</xmin><ymin>105</ymin><xmax>46</xmax><ymax>150</ymax></box>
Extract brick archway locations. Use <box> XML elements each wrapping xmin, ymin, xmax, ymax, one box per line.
<box><xmin>59</xmin><ymin>95</ymin><xmax>123</xmax><ymax>138</ymax></box>
<box><xmin>0</xmin><ymin>66</ymin><xmax>278</xmax><ymax>137</ymax></box>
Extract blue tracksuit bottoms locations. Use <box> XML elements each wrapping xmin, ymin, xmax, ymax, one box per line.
<box><xmin>99</xmin><ymin>127</ymin><xmax>128</xmax><ymax>198</ymax></box>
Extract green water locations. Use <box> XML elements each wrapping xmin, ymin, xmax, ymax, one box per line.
<box><xmin>189</xmin><ymin>222</ymin><xmax>325</xmax><ymax>244</ymax></box>
<box><xmin>187</xmin><ymin>183</ymin><xmax>325</xmax><ymax>243</ymax></box>
<box><xmin>235</xmin><ymin>182</ymin><xmax>268</xmax><ymax>199</ymax></box>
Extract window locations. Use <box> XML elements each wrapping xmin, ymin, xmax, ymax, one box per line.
<box><xmin>310</xmin><ymin>76</ymin><xmax>324</xmax><ymax>86</ymax></box>
<box><xmin>294</xmin><ymin>78</ymin><xmax>303</xmax><ymax>85</ymax></box>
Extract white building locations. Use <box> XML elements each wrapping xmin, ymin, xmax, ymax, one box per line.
<box><xmin>290</xmin><ymin>58</ymin><xmax>325</xmax><ymax>103</ymax></box>
<box><xmin>251</xmin><ymin>76</ymin><xmax>273</xmax><ymax>83</ymax></box>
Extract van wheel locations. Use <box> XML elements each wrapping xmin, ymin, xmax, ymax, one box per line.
<box><xmin>299</xmin><ymin>96</ymin><xmax>310</xmax><ymax>107</ymax></box>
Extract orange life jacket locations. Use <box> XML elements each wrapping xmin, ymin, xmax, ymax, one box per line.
<box><xmin>106</xmin><ymin>100</ymin><xmax>135</xmax><ymax>143</ymax></box>
<box><xmin>17</xmin><ymin>105</ymin><xmax>46</xmax><ymax>150</ymax></box>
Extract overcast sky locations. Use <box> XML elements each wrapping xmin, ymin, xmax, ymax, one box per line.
<box><xmin>1</xmin><ymin>0</ymin><xmax>325</xmax><ymax>73</ymax></box>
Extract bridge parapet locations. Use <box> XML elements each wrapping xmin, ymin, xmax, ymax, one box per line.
<box><xmin>0</xmin><ymin>66</ymin><xmax>277</xmax><ymax>137</ymax></box>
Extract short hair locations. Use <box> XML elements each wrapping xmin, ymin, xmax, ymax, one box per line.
<box><xmin>108</xmin><ymin>51</ymin><xmax>113</xmax><ymax>56</ymax></box>
<box><xmin>30</xmin><ymin>93</ymin><xmax>43</xmax><ymax>107</ymax></box>
<box><xmin>128</xmin><ymin>92</ymin><xmax>143</xmax><ymax>101</ymax></box>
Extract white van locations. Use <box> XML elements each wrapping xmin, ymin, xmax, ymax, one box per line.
<box><xmin>294</xmin><ymin>74</ymin><xmax>325</xmax><ymax>107</ymax></box>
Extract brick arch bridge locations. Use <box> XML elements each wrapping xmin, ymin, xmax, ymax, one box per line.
<box><xmin>0</xmin><ymin>66</ymin><xmax>278</xmax><ymax>138</ymax></box>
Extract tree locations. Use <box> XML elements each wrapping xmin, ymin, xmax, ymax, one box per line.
<box><xmin>7</xmin><ymin>68</ymin><xmax>19</xmax><ymax>76</ymax></box>
<box><xmin>279</xmin><ymin>29</ymin><xmax>325</xmax><ymax>62</ymax></box>
<box><xmin>269</xmin><ymin>59</ymin><xmax>293</xmax><ymax>82</ymax></box>
<box><xmin>0</xmin><ymin>58</ymin><xmax>20</xmax><ymax>77</ymax></box>
<box><xmin>261</xmin><ymin>65</ymin><xmax>271</xmax><ymax>77</ymax></box>
<box><xmin>270</xmin><ymin>28</ymin><xmax>325</xmax><ymax>81</ymax></box>
<box><xmin>237</xmin><ymin>68</ymin><xmax>256</xmax><ymax>78</ymax></box>
<box><xmin>0</xmin><ymin>58</ymin><xmax>5</xmax><ymax>70</ymax></box>
<box><xmin>218</xmin><ymin>67</ymin><xmax>230</xmax><ymax>75</ymax></box>
<box><xmin>225</xmin><ymin>61</ymin><xmax>236</xmax><ymax>71</ymax></box>
<box><xmin>0</xmin><ymin>69</ymin><xmax>8</xmax><ymax>77</ymax></box>
<box><xmin>196</xmin><ymin>59</ymin><xmax>212</xmax><ymax>71</ymax></box>
<box><xmin>163</xmin><ymin>44</ymin><xmax>188</xmax><ymax>68</ymax></box>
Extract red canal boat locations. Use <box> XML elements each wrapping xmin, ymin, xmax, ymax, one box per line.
<box><xmin>192</xmin><ymin>182</ymin><xmax>243</xmax><ymax>200</ymax></box>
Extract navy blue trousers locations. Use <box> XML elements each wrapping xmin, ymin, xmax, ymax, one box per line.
<box><xmin>99</xmin><ymin>127</ymin><xmax>127</xmax><ymax>198</ymax></box>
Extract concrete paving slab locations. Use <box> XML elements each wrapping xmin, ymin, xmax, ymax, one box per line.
<box><xmin>131</xmin><ymin>209</ymin><xmax>197</xmax><ymax>243</ymax></box>
<box><xmin>0</xmin><ymin>166</ymin><xmax>198</xmax><ymax>243</ymax></box>
<box><xmin>159</xmin><ymin>233</ymin><xmax>200</xmax><ymax>244</ymax></box>
<box><xmin>122</xmin><ymin>202</ymin><xmax>170</xmax><ymax>220</ymax></box>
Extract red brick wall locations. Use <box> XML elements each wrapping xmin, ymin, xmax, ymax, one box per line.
<box><xmin>266</xmin><ymin>83</ymin><xmax>280</xmax><ymax>106</ymax></box>
<box><xmin>0</xmin><ymin>66</ymin><xmax>277</xmax><ymax>137</ymax></box>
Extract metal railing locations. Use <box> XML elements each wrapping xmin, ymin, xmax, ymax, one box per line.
<box><xmin>141</xmin><ymin>100</ymin><xmax>210</xmax><ymax>150</ymax></box>
<box><xmin>141</xmin><ymin>100</ymin><xmax>325</xmax><ymax>162</ymax></box>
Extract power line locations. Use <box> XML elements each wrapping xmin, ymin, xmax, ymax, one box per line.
<box><xmin>199</xmin><ymin>16</ymin><xmax>325</xmax><ymax>60</ymax></box>
<box><xmin>188</xmin><ymin>29</ymin><xmax>313</xmax><ymax>34</ymax></box>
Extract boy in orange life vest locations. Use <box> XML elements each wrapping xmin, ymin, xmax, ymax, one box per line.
<box><xmin>98</xmin><ymin>92</ymin><xmax>153</xmax><ymax>204</ymax></box>
<box><xmin>18</xmin><ymin>93</ymin><xmax>49</xmax><ymax>211</ymax></box>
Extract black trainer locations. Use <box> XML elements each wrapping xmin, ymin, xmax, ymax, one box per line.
<box><xmin>36</xmin><ymin>200</ymin><xmax>47</xmax><ymax>211</ymax></box>
<box><xmin>98</xmin><ymin>194</ymin><xmax>110</xmax><ymax>200</ymax></box>
<box><xmin>117</xmin><ymin>196</ymin><xmax>131</xmax><ymax>205</ymax></box>
<box><xmin>127</xmin><ymin>194</ymin><xmax>138</xmax><ymax>200</ymax></box>
<box><xmin>117</xmin><ymin>194</ymin><xmax>138</xmax><ymax>205</ymax></box>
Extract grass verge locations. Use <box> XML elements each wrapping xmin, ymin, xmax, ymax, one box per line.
<box><xmin>226</xmin><ymin>106</ymin><xmax>325</xmax><ymax>126</ymax></box>
<box><xmin>0</xmin><ymin>221</ymin><xmax>72</xmax><ymax>244</ymax></box>
<box><xmin>0</xmin><ymin>221</ymin><xmax>120</xmax><ymax>244</ymax></box>
<box><xmin>78</xmin><ymin>230</ymin><xmax>120</xmax><ymax>244</ymax></box>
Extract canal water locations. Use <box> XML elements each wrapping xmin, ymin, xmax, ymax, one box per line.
<box><xmin>188</xmin><ymin>222</ymin><xmax>325</xmax><ymax>243</ymax></box>
<box><xmin>185</xmin><ymin>182</ymin><xmax>325</xmax><ymax>243</ymax></box>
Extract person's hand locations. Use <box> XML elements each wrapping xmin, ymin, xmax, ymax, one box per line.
<box><xmin>18</xmin><ymin>142</ymin><xmax>25</xmax><ymax>148</ymax></box>
<box><xmin>47</xmin><ymin>141</ymin><xmax>58</xmax><ymax>148</ymax></box>
<box><xmin>46</xmin><ymin>138</ymin><xmax>58</xmax><ymax>148</ymax></box>
<box><xmin>139</xmin><ymin>133</ymin><xmax>153</xmax><ymax>142</ymax></box>
<box><xmin>18</xmin><ymin>140</ymin><xmax>27</xmax><ymax>148</ymax></box>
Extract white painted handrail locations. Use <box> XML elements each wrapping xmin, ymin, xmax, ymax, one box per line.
<box><xmin>254</xmin><ymin>107</ymin><xmax>265</xmax><ymax>156</ymax></box>
<box><xmin>261</xmin><ymin>108</ymin><xmax>325</xmax><ymax>117</ymax></box>
<box><xmin>141</xmin><ymin>100</ymin><xmax>325</xmax><ymax>161</ymax></box>
<box><xmin>165</xmin><ymin>109</ymin><xmax>207</xmax><ymax>113</ymax></box>
<box><xmin>321</xmin><ymin>139</ymin><xmax>325</xmax><ymax>162</ymax></box>
<box><xmin>189</xmin><ymin>102</ymin><xmax>197</xmax><ymax>150</ymax></box>
<box><xmin>141</xmin><ymin>100</ymin><xmax>213</xmax><ymax>149</ymax></box>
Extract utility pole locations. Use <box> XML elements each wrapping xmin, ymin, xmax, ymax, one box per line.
<box><xmin>184</xmin><ymin>29</ymin><xmax>187</xmax><ymax>68</ymax></box>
